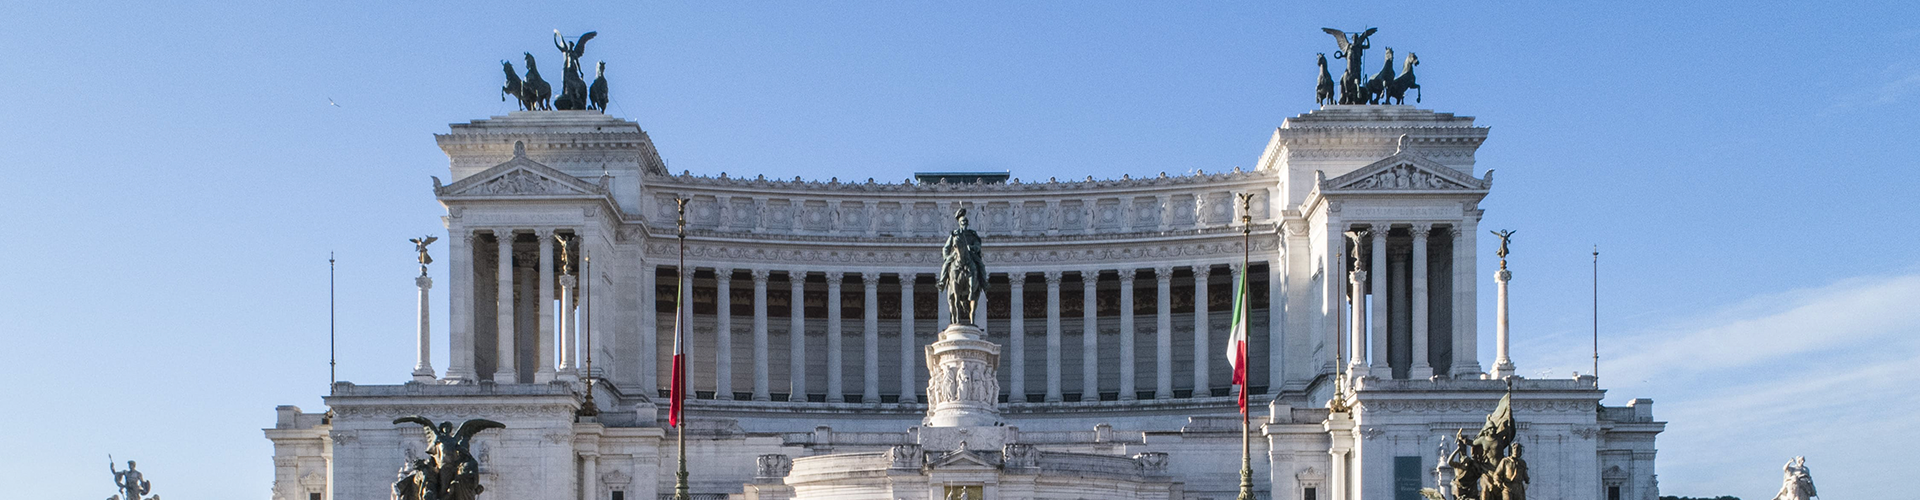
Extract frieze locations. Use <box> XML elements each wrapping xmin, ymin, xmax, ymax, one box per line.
<box><xmin>650</xmin><ymin>167</ymin><xmax>1277</xmax><ymax>195</ymax></box>
<box><xmin>331</xmin><ymin>404</ymin><xmax>576</xmax><ymax>420</ymax></box>
<box><xmin>1343</xmin><ymin>206</ymin><xmax>1461</xmax><ymax>219</ymax></box>
<box><xmin>1362</xmin><ymin>399</ymin><xmax>1594</xmax><ymax>413</ymax></box>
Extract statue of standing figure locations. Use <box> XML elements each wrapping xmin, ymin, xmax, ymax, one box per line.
<box><xmin>1321</xmin><ymin>27</ymin><xmax>1377</xmax><ymax>104</ymax></box>
<box><xmin>108</xmin><ymin>459</ymin><xmax>154</xmax><ymax>500</ymax></box>
<box><xmin>1771</xmin><ymin>456</ymin><xmax>1816</xmax><ymax>500</ymax></box>
<box><xmin>552</xmin><ymin>31</ymin><xmax>597</xmax><ymax>110</ymax></box>
<box><xmin>939</xmin><ymin>209</ymin><xmax>985</xmax><ymax>326</ymax></box>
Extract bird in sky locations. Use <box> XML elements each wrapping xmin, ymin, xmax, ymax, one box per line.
<box><xmin>327</xmin><ymin>97</ymin><xmax>341</xmax><ymax>107</ymax></box>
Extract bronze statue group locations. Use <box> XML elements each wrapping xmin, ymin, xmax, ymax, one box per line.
<box><xmin>1318</xmin><ymin>27</ymin><xmax>1421</xmax><ymax>106</ymax></box>
<box><xmin>390</xmin><ymin>417</ymin><xmax>505</xmax><ymax>500</ymax></box>
<box><xmin>502</xmin><ymin>31</ymin><xmax>609</xmax><ymax>112</ymax></box>
<box><xmin>1428</xmin><ymin>391</ymin><xmax>1530</xmax><ymax>500</ymax></box>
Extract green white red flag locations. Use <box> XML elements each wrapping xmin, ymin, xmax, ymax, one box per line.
<box><xmin>1224</xmin><ymin>265</ymin><xmax>1250</xmax><ymax>415</ymax></box>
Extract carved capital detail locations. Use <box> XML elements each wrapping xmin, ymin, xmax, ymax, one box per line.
<box><xmin>750</xmin><ymin>269</ymin><xmax>771</xmax><ymax>283</ymax></box>
<box><xmin>1043</xmin><ymin>271</ymin><xmax>1063</xmax><ymax>287</ymax></box>
<box><xmin>1154</xmin><ymin>266</ymin><xmax>1174</xmax><ymax>283</ymax></box>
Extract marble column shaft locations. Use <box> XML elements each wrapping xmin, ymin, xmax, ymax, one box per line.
<box><xmin>715</xmin><ymin>268</ymin><xmax>734</xmax><ymax>399</ymax></box>
<box><xmin>826</xmin><ymin>272</ymin><xmax>844</xmax><ymax>402</ymax></box>
<box><xmin>863</xmin><ymin>273</ymin><xmax>880</xmax><ymax>403</ymax></box>
<box><xmin>414</xmin><ymin>274</ymin><xmax>435</xmax><ymax>382</ymax></box>
<box><xmin>1452</xmin><ymin>224</ymin><xmax>1482</xmax><ymax>376</ymax></box>
<box><xmin>1009</xmin><ymin>274</ymin><xmax>1028</xmax><ymax>402</ymax></box>
<box><xmin>1368</xmin><ymin>227</ymin><xmax>1389</xmax><ymax>378</ymax></box>
<box><xmin>1410</xmin><ymin>225</ymin><xmax>1433</xmax><ymax>378</ymax></box>
<box><xmin>495</xmin><ymin>231</ymin><xmax>517</xmax><ymax>383</ymax></box>
<box><xmin>678</xmin><ymin>267</ymin><xmax>693</xmax><ymax>395</ymax></box>
<box><xmin>444</xmin><ymin>231</ymin><xmax>475</xmax><ymax>382</ymax></box>
<box><xmin>1119</xmin><ymin>271</ymin><xmax>1137</xmax><ymax>400</ymax></box>
<box><xmin>535</xmin><ymin>230</ymin><xmax>556</xmax><ymax>383</ymax></box>
<box><xmin>1192</xmin><ymin>265</ymin><xmax>1211</xmax><ymax>394</ymax></box>
<box><xmin>640</xmin><ymin>263</ymin><xmax>658</xmax><ymax>395</ymax></box>
<box><xmin>1155</xmin><ymin>265</ymin><xmax>1173</xmax><ymax>399</ymax></box>
<box><xmin>1495</xmin><ymin>264</ymin><xmax>1515</xmax><ymax>379</ymax></box>
<box><xmin>751</xmin><ymin>269</ymin><xmax>771</xmax><ymax>401</ymax></box>
<box><xmin>898</xmin><ymin>275</ymin><xmax>917</xmax><ymax>403</ymax></box>
<box><xmin>789</xmin><ymin>271</ymin><xmax>807</xmax><ymax>400</ymax></box>
<box><xmin>557</xmin><ymin>274</ymin><xmax>577</xmax><ymax>382</ymax></box>
<box><xmin>1043</xmin><ymin>271</ymin><xmax>1063</xmax><ymax>402</ymax></box>
<box><xmin>1080</xmin><ymin>270</ymin><xmax>1099</xmax><ymax>400</ymax></box>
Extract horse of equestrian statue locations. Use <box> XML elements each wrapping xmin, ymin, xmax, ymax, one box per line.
<box><xmin>1315</xmin><ymin>53</ymin><xmax>1336</xmax><ymax>106</ymax></box>
<box><xmin>1364</xmin><ymin>47</ymin><xmax>1396</xmax><ymax>104</ymax></box>
<box><xmin>1383</xmin><ymin>52</ymin><xmax>1420</xmax><ymax>105</ymax></box>
<box><xmin>521</xmin><ymin>53</ymin><xmax>552</xmax><ymax>110</ymax></box>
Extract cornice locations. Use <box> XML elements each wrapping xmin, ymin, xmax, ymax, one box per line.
<box><xmin>647</xmin><ymin>168</ymin><xmax>1280</xmax><ymax>197</ymax></box>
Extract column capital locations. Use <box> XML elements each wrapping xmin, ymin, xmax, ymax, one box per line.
<box><xmin>789</xmin><ymin>270</ymin><xmax>809</xmax><ymax>281</ymax></box>
<box><xmin>1349</xmin><ymin>269</ymin><xmax>1368</xmax><ymax>285</ymax></box>
<box><xmin>751</xmin><ymin>268</ymin><xmax>771</xmax><ymax>283</ymax></box>
<box><xmin>1154</xmin><ymin>265</ymin><xmax>1174</xmax><ymax>283</ymax></box>
<box><xmin>862</xmin><ymin>272</ymin><xmax>882</xmax><ymax>286</ymax></box>
<box><xmin>1449</xmin><ymin>225</ymin><xmax>1465</xmax><ymax>238</ymax></box>
<box><xmin>1119</xmin><ymin>269</ymin><xmax>1137</xmax><ymax>285</ymax></box>
<box><xmin>1228</xmin><ymin>262</ymin><xmax>1244</xmax><ymax>276</ymax></box>
<box><xmin>416</xmin><ymin>275</ymin><xmax>434</xmax><ymax>289</ymax></box>
<box><xmin>824</xmin><ymin>271</ymin><xmax>844</xmax><ymax>285</ymax></box>
<box><xmin>494</xmin><ymin>228</ymin><xmax>518</xmax><ymax>239</ymax></box>
<box><xmin>558</xmin><ymin>274</ymin><xmax>577</xmax><ymax>288</ymax></box>
<box><xmin>1042</xmin><ymin>270</ymin><xmax>1062</xmax><ymax>286</ymax></box>
<box><xmin>1009</xmin><ymin>273</ymin><xmax>1028</xmax><ymax>290</ymax></box>
<box><xmin>714</xmin><ymin>267</ymin><xmax>734</xmax><ymax>278</ymax></box>
<box><xmin>1192</xmin><ymin>264</ymin><xmax>1212</xmax><ymax>280</ymax></box>
<box><xmin>533</xmin><ymin>228</ymin><xmax>554</xmax><ymax>239</ymax></box>
<box><xmin>1411</xmin><ymin>222</ymin><xmax>1433</xmax><ymax>236</ymax></box>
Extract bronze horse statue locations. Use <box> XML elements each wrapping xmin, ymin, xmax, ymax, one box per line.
<box><xmin>1383</xmin><ymin>52</ymin><xmax>1420</xmax><ymax>105</ymax></box>
<box><xmin>1364</xmin><ymin>47</ymin><xmax>1396</xmax><ymax>104</ymax></box>
<box><xmin>1322</xmin><ymin>27</ymin><xmax>1377</xmax><ymax>104</ymax></box>
<box><xmin>589</xmin><ymin>61</ymin><xmax>609</xmax><ymax>112</ymax></box>
<box><xmin>1315</xmin><ymin>53</ymin><xmax>1336</xmax><ymax>106</ymax></box>
<box><xmin>501</xmin><ymin>61</ymin><xmax>530</xmax><ymax>110</ymax></box>
<box><xmin>521</xmin><ymin>53</ymin><xmax>552</xmax><ymax>110</ymax></box>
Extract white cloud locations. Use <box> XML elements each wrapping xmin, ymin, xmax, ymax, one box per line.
<box><xmin>1586</xmin><ymin>272</ymin><xmax>1920</xmax><ymax>499</ymax></box>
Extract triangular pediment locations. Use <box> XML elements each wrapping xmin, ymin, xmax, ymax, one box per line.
<box><xmin>1323</xmin><ymin>151</ymin><xmax>1490</xmax><ymax>192</ymax></box>
<box><xmin>929</xmin><ymin>448</ymin><xmax>998</xmax><ymax>470</ymax></box>
<box><xmin>437</xmin><ymin>145</ymin><xmax>607</xmax><ymax>198</ymax></box>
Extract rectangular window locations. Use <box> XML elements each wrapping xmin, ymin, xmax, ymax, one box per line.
<box><xmin>1608</xmin><ymin>486</ymin><xmax>1621</xmax><ymax>500</ymax></box>
<box><xmin>1304</xmin><ymin>487</ymin><xmax>1317</xmax><ymax>500</ymax></box>
<box><xmin>612</xmin><ymin>491</ymin><xmax>625</xmax><ymax>500</ymax></box>
<box><xmin>309</xmin><ymin>494</ymin><xmax>321</xmax><ymax>500</ymax></box>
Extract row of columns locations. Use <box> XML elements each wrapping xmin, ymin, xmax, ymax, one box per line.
<box><xmin>673</xmin><ymin>263</ymin><xmax>1272</xmax><ymax>403</ymax></box>
<box><xmin>1340</xmin><ymin>222</ymin><xmax>1479</xmax><ymax>380</ymax></box>
<box><xmin>438</xmin><ymin>228</ymin><xmax>587</xmax><ymax>384</ymax></box>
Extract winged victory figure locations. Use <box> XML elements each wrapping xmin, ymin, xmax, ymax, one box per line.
<box><xmin>1322</xmin><ymin>27</ymin><xmax>1377</xmax><ymax>104</ymax></box>
<box><xmin>392</xmin><ymin>416</ymin><xmax>505</xmax><ymax>500</ymax></box>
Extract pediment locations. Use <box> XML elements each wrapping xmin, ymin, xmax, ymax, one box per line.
<box><xmin>1322</xmin><ymin>151</ymin><xmax>1490</xmax><ymax>192</ymax></box>
<box><xmin>437</xmin><ymin>143</ymin><xmax>608</xmax><ymax>198</ymax></box>
<box><xmin>929</xmin><ymin>448</ymin><xmax>998</xmax><ymax>470</ymax></box>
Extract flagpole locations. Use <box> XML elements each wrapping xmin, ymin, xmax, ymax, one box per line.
<box><xmin>673</xmin><ymin>197</ymin><xmax>690</xmax><ymax>500</ymax></box>
<box><xmin>1592</xmin><ymin>245</ymin><xmax>1599</xmax><ymax>380</ymax></box>
<box><xmin>1237</xmin><ymin>193</ymin><xmax>1254</xmax><ymax>500</ymax></box>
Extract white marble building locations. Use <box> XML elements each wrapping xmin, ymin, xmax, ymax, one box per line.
<box><xmin>266</xmin><ymin>104</ymin><xmax>1663</xmax><ymax>500</ymax></box>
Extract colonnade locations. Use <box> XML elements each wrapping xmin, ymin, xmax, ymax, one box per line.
<box><xmin>659</xmin><ymin>262</ymin><xmax>1282</xmax><ymax>404</ymax></box>
<box><xmin>441</xmin><ymin>228</ymin><xmax>587</xmax><ymax>385</ymax></box>
<box><xmin>1339</xmin><ymin>222</ymin><xmax>1476</xmax><ymax>380</ymax></box>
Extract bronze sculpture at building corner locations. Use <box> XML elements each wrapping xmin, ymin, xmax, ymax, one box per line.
<box><xmin>939</xmin><ymin>209</ymin><xmax>985</xmax><ymax>326</ymax></box>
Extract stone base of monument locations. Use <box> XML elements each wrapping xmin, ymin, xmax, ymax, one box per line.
<box><xmin>739</xmin><ymin>322</ymin><xmax>1183</xmax><ymax>500</ymax></box>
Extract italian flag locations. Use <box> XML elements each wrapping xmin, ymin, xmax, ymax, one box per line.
<box><xmin>668</xmin><ymin>281</ymin><xmax>688</xmax><ymax>427</ymax></box>
<box><xmin>1224</xmin><ymin>265</ymin><xmax>1250</xmax><ymax>415</ymax></box>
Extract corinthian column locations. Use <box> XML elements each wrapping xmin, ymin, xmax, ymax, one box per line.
<box><xmin>1155</xmin><ymin>265</ymin><xmax>1174</xmax><ymax>399</ymax></box>
<box><xmin>751</xmin><ymin>269</ymin><xmax>771</xmax><ymax>401</ymax></box>
<box><xmin>1344</xmin><ymin>229</ymin><xmax>1369</xmax><ymax>379</ymax></box>
<box><xmin>715</xmin><ymin>268</ymin><xmax>734</xmax><ymax>399</ymax></box>
<box><xmin>790</xmin><ymin>271</ymin><xmax>808</xmax><ymax>401</ymax></box>
<box><xmin>899</xmin><ymin>274</ymin><xmax>917</xmax><ymax>403</ymax></box>
<box><xmin>1494</xmin><ymin>251</ymin><xmax>1516</xmax><ymax>379</ymax></box>
<box><xmin>826</xmin><ymin>271</ymin><xmax>845</xmax><ymax>402</ymax></box>
<box><xmin>534</xmin><ymin>229</ymin><xmax>556</xmax><ymax>383</ymax></box>
<box><xmin>1410</xmin><ymin>224</ymin><xmax>1434</xmax><ymax>379</ymax></box>
<box><xmin>1043</xmin><ymin>271</ymin><xmax>1063</xmax><ymax>403</ymax></box>
<box><xmin>1192</xmin><ymin>264</ymin><xmax>1211</xmax><ymax>395</ymax></box>
<box><xmin>494</xmin><ymin>230</ymin><xmax>517</xmax><ymax>383</ymax></box>
<box><xmin>1009</xmin><ymin>273</ymin><xmax>1028</xmax><ymax>402</ymax></box>
<box><xmin>444</xmin><ymin>230</ymin><xmax>476</xmax><ymax>383</ymax></box>
<box><xmin>1081</xmin><ymin>269</ymin><xmax>1099</xmax><ymax>400</ymax></box>
<box><xmin>413</xmin><ymin>273</ymin><xmax>435</xmax><ymax>383</ymax></box>
<box><xmin>863</xmin><ymin>272</ymin><xmax>881</xmax><ymax>403</ymax></box>
<box><xmin>1119</xmin><ymin>270</ymin><xmax>1137</xmax><ymax>400</ymax></box>
<box><xmin>1368</xmin><ymin>226</ymin><xmax>1390</xmax><ymax>378</ymax></box>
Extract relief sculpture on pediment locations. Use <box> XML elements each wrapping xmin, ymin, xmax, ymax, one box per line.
<box><xmin>474</xmin><ymin>170</ymin><xmax>566</xmax><ymax>195</ymax></box>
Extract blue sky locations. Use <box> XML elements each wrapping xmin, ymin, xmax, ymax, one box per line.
<box><xmin>2</xmin><ymin>1</ymin><xmax>1916</xmax><ymax>499</ymax></box>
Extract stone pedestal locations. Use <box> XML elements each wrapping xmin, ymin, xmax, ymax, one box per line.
<box><xmin>923</xmin><ymin>323</ymin><xmax>1001</xmax><ymax>428</ymax></box>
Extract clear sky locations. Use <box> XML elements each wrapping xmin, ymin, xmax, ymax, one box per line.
<box><xmin>2</xmin><ymin>1</ymin><xmax>1916</xmax><ymax>499</ymax></box>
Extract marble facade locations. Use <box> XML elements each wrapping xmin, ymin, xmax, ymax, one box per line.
<box><xmin>266</xmin><ymin>105</ymin><xmax>1663</xmax><ymax>500</ymax></box>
